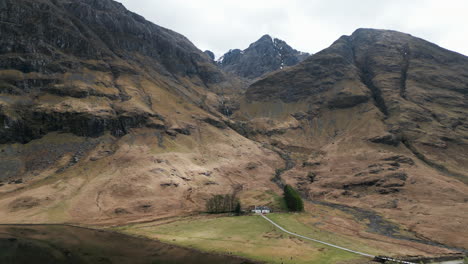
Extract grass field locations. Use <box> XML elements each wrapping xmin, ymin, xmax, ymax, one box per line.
<box><xmin>115</xmin><ymin>213</ymin><xmax>381</xmax><ymax>264</ymax></box>
<box><xmin>267</xmin><ymin>213</ymin><xmax>385</xmax><ymax>257</ymax></box>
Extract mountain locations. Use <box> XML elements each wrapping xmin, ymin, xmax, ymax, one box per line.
<box><xmin>243</xmin><ymin>28</ymin><xmax>468</xmax><ymax>179</ymax></box>
<box><xmin>235</xmin><ymin>28</ymin><xmax>468</xmax><ymax>249</ymax></box>
<box><xmin>218</xmin><ymin>35</ymin><xmax>310</xmax><ymax>80</ymax></box>
<box><xmin>0</xmin><ymin>0</ymin><xmax>280</xmax><ymax>223</ymax></box>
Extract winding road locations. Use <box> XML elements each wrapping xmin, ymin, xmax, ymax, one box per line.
<box><xmin>258</xmin><ymin>213</ymin><xmax>417</xmax><ymax>264</ymax></box>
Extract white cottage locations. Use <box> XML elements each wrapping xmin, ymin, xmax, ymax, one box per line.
<box><xmin>252</xmin><ymin>206</ymin><xmax>271</xmax><ymax>214</ymax></box>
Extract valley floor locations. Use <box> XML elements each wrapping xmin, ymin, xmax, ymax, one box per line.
<box><xmin>114</xmin><ymin>213</ymin><xmax>366</xmax><ymax>264</ymax></box>
<box><xmin>112</xmin><ymin>205</ymin><xmax>463</xmax><ymax>264</ymax></box>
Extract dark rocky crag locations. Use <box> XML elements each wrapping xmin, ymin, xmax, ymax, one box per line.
<box><xmin>0</xmin><ymin>0</ymin><xmax>239</xmax><ymax>144</ymax></box>
<box><xmin>204</xmin><ymin>50</ymin><xmax>215</xmax><ymax>61</ymax></box>
<box><xmin>218</xmin><ymin>35</ymin><xmax>309</xmax><ymax>80</ymax></box>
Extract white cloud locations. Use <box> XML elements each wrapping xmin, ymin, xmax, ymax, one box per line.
<box><xmin>118</xmin><ymin>0</ymin><xmax>468</xmax><ymax>58</ymax></box>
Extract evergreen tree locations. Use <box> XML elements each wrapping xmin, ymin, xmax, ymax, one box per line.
<box><xmin>234</xmin><ymin>201</ymin><xmax>242</xmax><ymax>216</ymax></box>
<box><xmin>283</xmin><ymin>185</ymin><xmax>304</xmax><ymax>212</ymax></box>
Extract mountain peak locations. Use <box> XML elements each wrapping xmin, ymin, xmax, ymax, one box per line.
<box><xmin>218</xmin><ymin>35</ymin><xmax>310</xmax><ymax>79</ymax></box>
<box><xmin>257</xmin><ymin>34</ymin><xmax>273</xmax><ymax>42</ymax></box>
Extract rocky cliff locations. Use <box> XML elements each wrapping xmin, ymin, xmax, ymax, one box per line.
<box><xmin>218</xmin><ymin>35</ymin><xmax>309</xmax><ymax>80</ymax></box>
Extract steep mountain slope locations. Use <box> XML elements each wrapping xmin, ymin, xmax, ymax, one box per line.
<box><xmin>236</xmin><ymin>29</ymin><xmax>468</xmax><ymax>249</ymax></box>
<box><xmin>218</xmin><ymin>35</ymin><xmax>310</xmax><ymax>80</ymax></box>
<box><xmin>0</xmin><ymin>0</ymin><xmax>281</xmax><ymax>223</ymax></box>
<box><xmin>0</xmin><ymin>0</ymin><xmax>242</xmax><ymax>145</ymax></box>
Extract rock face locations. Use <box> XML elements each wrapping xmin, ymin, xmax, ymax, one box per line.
<box><xmin>218</xmin><ymin>35</ymin><xmax>309</xmax><ymax>80</ymax></box>
<box><xmin>204</xmin><ymin>50</ymin><xmax>215</xmax><ymax>61</ymax></box>
<box><xmin>0</xmin><ymin>0</ymin><xmax>238</xmax><ymax>144</ymax></box>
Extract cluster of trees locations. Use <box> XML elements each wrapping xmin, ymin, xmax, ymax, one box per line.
<box><xmin>283</xmin><ymin>185</ymin><xmax>304</xmax><ymax>212</ymax></box>
<box><xmin>206</xmin><ymin>194</ymin><xmax>241</xmax><ymax>215</ymax></box>
<box><xmin>206</xmin><ymin>185</ymin><xmax>303</xmax><ymax>214</ymax></box>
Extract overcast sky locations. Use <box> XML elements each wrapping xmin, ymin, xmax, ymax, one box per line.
<box><xmin>119</xmin><ymin>0</ymin><xmax>468</xmax><ymax>59</ymax></box>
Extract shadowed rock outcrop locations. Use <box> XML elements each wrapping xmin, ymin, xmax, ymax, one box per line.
<box><xmin>204</xmin><ymin>50</ymin><xmax>215</xmax><ymax>61</ymax></box>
